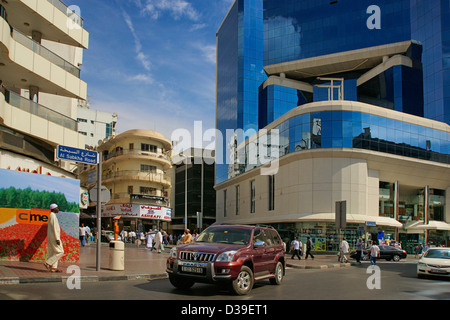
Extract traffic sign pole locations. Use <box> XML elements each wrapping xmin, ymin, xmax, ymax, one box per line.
<box><xmin>96</xmin><ymin>154</ymin><xmax>102</xmax><ymax>271</ymax></box>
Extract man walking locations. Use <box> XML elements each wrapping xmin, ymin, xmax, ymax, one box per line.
<box><xmin>355</xmin><ymin>238</ymin><xmax>363</xmax><ymax>263</ymax></box>
<box><xmin>369</xmin><ymin>242</ymin><xmax>380</xmax><ymax>265</ymax></box>
<box><xmin>290</xmin><ymin>237</ymin><xmax>302</xmax><ymax>260</ymax></box>
<box><xmin>44</xmin><ymin>204</ymin><xmax>64</xmax><ymax>273</ymax></box>
<box><xmin>305</xmin><ymin>236</ymin><xmax>315</xmax><ymax>260</ymax></box>
<box><xmin>340</xmin><ymin>237</ymin><xmax>350</xmax><ymax>263</ymax></box>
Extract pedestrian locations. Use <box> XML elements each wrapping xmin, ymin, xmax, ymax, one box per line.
<box><xmin>146</xmin><ymin>231</ymin><xmax>155</xmax><ymax>251</ymax></box>
<box><xmin>418</xmin><ymin>243</ymin><xmax>424</xmax><ymax>257</ymax></box>
<box><xmin>355</xmin><ymin>238</ymin><xmax>363</xmax><ymax>264</ymax></box>
<box><xmin>290</xmin><ymin>237</ymin><xmax>302</xmax><ymax>260</ymax></box>
<box><xmin>183</xmin><ymin>229</ymin><xmax>192</xmax><ymax>244</ymax></box>
<box><xmin>130</xmin><ymin>230</ymin><xmax>136</xmax><ymax>244</ymax></box>
<box><xmin>369</xmin><ymin>242</ymin><xmax>380</xmax><ymax>265</ymax></box>
<box><xmin>85</xmin><ymin>225</ymin><xmax>91</xmax><ymax>244</ymax></box>
<box><xmin>44</xmin><ymin>204</ymin><xmax>64</xmax><ymax>273</ymax></box>
<box><xmin>79</xmin><ymin>223</ymin><xmax>87</xmax><ymax>247</ymax></box>
<box><xmin>339</xmin><ymin>237</ymin><xmax>350</xmax><ymax>263</ymax></box>
<box><xmin>155</xmin><ymin>229</ymin><xmax>163</xmax><ymax>253</ymax></box>
<box><xmin>305</xmin><ymin>236</ymin><xmax>315</xmax><ymax>260</ymax></box>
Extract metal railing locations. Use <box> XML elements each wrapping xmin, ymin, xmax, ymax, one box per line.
<box><xmin>47</xmin><ymin>0</ymin><xmax>84</xmax><ymax>28</ymax></box>
<box><xmin>103</xmin><ymin>149</ymin><xmax>171</xmax><ymax>162</ymax></box>
<box><xmin>13</xmin><ymin>28</ymin><xmax>81</xmax><ymax>78</ymax></box>
<box><xmin>4</xmin><ymin>90</ymin><xmax>78</xmax><ymax>131</ymax></box>
<box><xmin>103</xmin><ymin>170</ymin><xmax>171</xmax><ymax>184</ymax></box>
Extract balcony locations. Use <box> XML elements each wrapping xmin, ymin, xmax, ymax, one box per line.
<box><xmin>0</xmin><ymin>90</ymin><xmax>85</xmax><ymax>148</ymax></box>
<box><xmin>4</xmin><ymin>0</ymin><xmax>89</xmax><ymax>48</ymax></box>
<box><xmin>47</xmin><ymin>0</ymin><xmax>84</xmax><ymax>28</ymax></box>
<box><xmin>109</xmin><ymin>192</ymin><xmax>170</xmax><ymax>206</ymax></box>
<box><xmin>0</xmin><ymin>16</ymin><xmax>87</xmax><ymax>99</ymax></box>
<box><xmin>102</xmin><ymin>149</ymin><xmax>172</xmax><ymax>168</ymax></box>
<box><xmin>102</xmin><ymin>170</ymin><xmax>172</xmax><ymax>188</ymax></box>
<box><xmin>4</xmin><ymin>89</ymin><xmax>77</xmax><ymax>131</ymax></box>
<box><xmin>13</xmin><ymin>28</ymin><xmax>80</xmax><ymax>78</ymax></box>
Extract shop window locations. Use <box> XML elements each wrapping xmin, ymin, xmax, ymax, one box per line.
<box><xmin>429</xmin><ymin>189</ymin><xmax>445</xmax><ymax>221</ymax></box>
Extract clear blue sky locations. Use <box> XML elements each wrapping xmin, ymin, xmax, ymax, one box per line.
<box><xmin>69</xmin><ymin>0</ymin><xmax>233</xmax><ymax>143</ymax></box>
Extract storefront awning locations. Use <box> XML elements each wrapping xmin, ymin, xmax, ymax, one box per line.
<box><xmin>374</xmin><ymin>216</ymin><xmax>403</xmax><ymax>228</ymax></box>
<box><xmin>217</xmin><ymin>213</ymin><xmax>403</xmax><ymax>228</ymax></box>
<box><xmin>411</xmin><ymin>220</ymin><xmax>450</xmax><ymax>231</ymax></box>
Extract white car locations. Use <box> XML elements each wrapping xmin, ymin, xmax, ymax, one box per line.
<box><xmin>417</xmin><ymin>247</ymin><xmax>450</xmax><ymax>278</ymax></box>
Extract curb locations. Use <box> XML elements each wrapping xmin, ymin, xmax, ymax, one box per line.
<box><xmin>0</xmin><ymin>273</ymin><xmax>168</xmax><ymax>285</ymax></box>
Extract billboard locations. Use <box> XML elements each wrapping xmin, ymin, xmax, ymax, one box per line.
<box><xmin>0</xmin><ymin>168</ymin><xmax>80</xmax><ymax>262</ymax></box>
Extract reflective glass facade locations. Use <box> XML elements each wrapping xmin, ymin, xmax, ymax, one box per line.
<box><xmin>263</xmin><ymin>0</ymin><xmax>411</xmax><ymax>64</ymax></box>
<box><xmin>216</xmin><ymin>0</ymin><xmax>450</xmax><ymax>184</ymax></box>
<box><xmin>216</xmin><ymin>0</ymin><xmax>266</xmax><ymax>184</ymax></box>
<box><xmin>263</xmin><ymin>0</ymin><xmax>450</xmax><ymax>125</ymax></box>
<box><xmin>239</xmin><ymin>110</ymin><xmax>449</xmax><ymax>174</ymax></box>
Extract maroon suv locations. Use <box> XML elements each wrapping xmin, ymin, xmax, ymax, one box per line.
<box><xmin>166</xmin><ymin>225</ymin><xmax>285</xmax><ymax>295</ymax></box>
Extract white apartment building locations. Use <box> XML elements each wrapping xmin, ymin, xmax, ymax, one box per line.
<box><xmin>77</xmin><ymin>100</ymin><xmax>118</xmax><ymax>148</ymax></box>
<box><xmin>0</xmin><ymin>0</ymin><xmax>89</xmax><ymax>178</ymax></box>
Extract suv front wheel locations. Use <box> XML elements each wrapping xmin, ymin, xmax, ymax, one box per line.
<box><xmin>230</xmin><ymin>266</ymin><xmax>254</xmax><ymax>295</ymax></box>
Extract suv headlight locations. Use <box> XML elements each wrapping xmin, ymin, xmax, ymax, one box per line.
<box><xmin>216</xmin><ymin>251</ymin><xmax>237</xmax><ymax>262</ymax></box>
<box><xmin>170</xmin><ymin>247</ymin><xmax>177</xmax><ymax>259</ymax></box>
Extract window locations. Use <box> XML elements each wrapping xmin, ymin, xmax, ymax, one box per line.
<box><xmin>235</xmin><ymin>185</ymin><xmax>240</xmax><ymax>215</ymax></box>
<box><xmin>268</xmin><ymin>175</ymin><xmax>275</xmax><ymax>211</ymax></box>
<box><xmin>77</xmin><ymin>118</ymin><xmax>87</xmax><ymax>123</ymax></box>
<box><xmin>253</xmin><ymin>229</ymin><xmax>270</xmax><ymax>246</ymax></box>
<box><xmin>224</xmin><ymin>190</ymin><xmax>227</xmax><ymax>217</ymax></box>
<box><xmin>128</xmin><ymin>186</ymin><xmax>133</xmax><ymax>194</ymax></box>
<box><xmin>140</xmin><ymin>186</ymin><xmax>156</xmax><ymax>195</ymax></box>
<box><xmin>129</xmin><ymin>143</ymin><xmax>134</xmax><ymax>150</ymax></box>
<box><xmin>250</xmin><ymin>180</ymin><xmax>256</xmax><ymax>213</ymax></box>
<box><xmin>141</xmin><ymin>143</ymin><xmax>157</xmax><ymax>153</ymax></box>
<box><xmin>140</xmin><ymin>164</ymin><xmax>156</xmax><ymax>173</ymax></box>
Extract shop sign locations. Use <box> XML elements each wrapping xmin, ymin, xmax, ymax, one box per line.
<box><xmin>366</xmin><ymin>221</ymin><xmax>377</xmax><ymax>227</ymax></box>
<box><xmin>80</xmin><ymin>191</ymin><xmax>89</xmax><ymax>207</ymax></box>
<box><xmin>140</xmin><ymin>205</ymin><xmax>172</xmax><ymax>221</ymax></box>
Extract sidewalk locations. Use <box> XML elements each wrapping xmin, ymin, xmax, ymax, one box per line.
<box><xmin>0</xmin><ymin>244</ymin><xmax>396</xmax><ymax>285</ymax></box>
<box><xmin>0</xmin><ymin>243</ymin><xmax>170</xmax><ymax>285</ymax></box>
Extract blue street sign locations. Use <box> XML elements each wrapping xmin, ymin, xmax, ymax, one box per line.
<box><xmin>57</xmin><ymin>145</ymin><xmax>98</xmax><ymax>165</ymax></box>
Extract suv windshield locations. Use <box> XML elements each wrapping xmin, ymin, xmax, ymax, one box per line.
<box><xmin>424</xmin><ymin>249</ymin><xmax>450</xmax><ymax>259</ymax></box>
<box><xmin>196</xmin><ymin>227</ymin><xmax>252</xmax><ymax>245</ymax></box>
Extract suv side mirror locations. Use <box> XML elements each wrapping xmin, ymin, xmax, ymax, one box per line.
<box><xmin>254</xmin><ymin>240</ymin><xmax>265</xmax><ymax>248</ymax></box>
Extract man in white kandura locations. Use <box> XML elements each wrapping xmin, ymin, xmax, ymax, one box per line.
<box><xmin>44</xmin><ymin>204</ymin><xmax>64</xmax><ymax>273</ymax></box>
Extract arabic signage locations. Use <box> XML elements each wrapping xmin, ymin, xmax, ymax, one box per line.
<box><xmin>56</xmin><ymin>145</ymin><xmax>98</xmax><ymax>165</ymax></box>
<box><xmin>102</xmin><ymin>203</ymin><xmax>172</xmax><ymax>221</ymax></box>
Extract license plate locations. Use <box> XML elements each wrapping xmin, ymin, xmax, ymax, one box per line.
<box><xmin>181</xmin><ymin>266</ymin><xmax>204</xmax><ymax>274</ymax></box>
<box><xmin>430</xmin><ymin>268</ymin><xmax>447</xmax><ymax>274</ymax></box>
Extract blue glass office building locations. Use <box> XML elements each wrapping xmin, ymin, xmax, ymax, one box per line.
<box><xmin>216</xmin><ymin>0</ymin><xmax>450</xmax><ymax>250</ymax></box>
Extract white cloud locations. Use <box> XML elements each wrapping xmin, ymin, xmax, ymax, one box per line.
<box><xmin>140</xmin><ymin>0</ymin><xmax>200</xmax><ymax>21</ymax></box>
<box><xmin>198</xmin><ymin>44</ymin><xmax>216</xmax><ymax>64</ymax></box>
<box><xmin>123</xmin><ymin>11</ymin><xmax>152</xmax><ymax>71</ymax></box>
<box><xmin>126</xmin><ymin>73</ymin><xmax>154</xmax><ymax>83</ymax></box>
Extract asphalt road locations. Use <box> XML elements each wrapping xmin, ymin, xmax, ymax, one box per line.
<box><xmin>0</xmin><ymin>262</ymin><xmax>448</xmax><ymax>301</ymax></box>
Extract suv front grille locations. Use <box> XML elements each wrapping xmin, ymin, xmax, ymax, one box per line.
<box><xmin>179</xmin><ymin>251</ymin><xmax>216</xmax><ymax>262</ymax></box>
